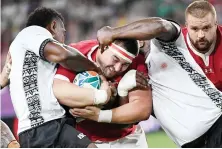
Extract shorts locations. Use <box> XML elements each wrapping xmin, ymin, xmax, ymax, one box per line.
<box><xmin>182</xmin><ymin>115</ymin><xmax>222</xmax><ymax>148</ymax></box>
<box><xmin>19</xmin><ymin>118</ymin><xmax>92</xmax><ymax>148</ymax></box>
<box><xmin>95</xmin><ymin>125</ymin><xmax>148</xmax><ymax>148</ymax></box>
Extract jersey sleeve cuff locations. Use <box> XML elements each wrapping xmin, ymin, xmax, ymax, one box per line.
<box><xmin>54</xmin><ymin>74</ymin><xmax>71</xmax><ymax>82</ymax></box>
<box><xmin>39</xmin><ymin>38</ymin><xmax>53</xmax><ymax>61</ymax></box>
<box><xmin>157</xmin><ymin>20</ymin><xmax>181</xmax><ymax>43</ymax></box>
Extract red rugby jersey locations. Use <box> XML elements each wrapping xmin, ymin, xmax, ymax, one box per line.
<box><xmin>55</xmin><ymin>40</ymin><xmax>148</xmax><ymax>141</ymax></box>
<box><xmin>182</xmin><ymin>26</ymin><xmax>222</xmax><ymax>91</ymax></box>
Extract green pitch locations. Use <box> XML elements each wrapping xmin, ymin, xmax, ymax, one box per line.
<box><xmin>146</xmin><ymin>131</ymin><xmax>177</xmax><ymax>148</ymax></box>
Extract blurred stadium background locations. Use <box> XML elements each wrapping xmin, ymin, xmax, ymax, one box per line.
<box><xmin>1</xmin><ymin>0</ymin><xmax>222</xmax><ymax>147</ymax></box>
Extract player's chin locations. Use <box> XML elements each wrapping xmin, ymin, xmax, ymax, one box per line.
<box><xmin>197</xmin><ymin>45</ymin><xmax>209</xmax><ymax>51</ymax></box>
<box><xmin>104</xmin><ymin>70</ymin><xmax>116</xmax><ymax>78</ymax></box>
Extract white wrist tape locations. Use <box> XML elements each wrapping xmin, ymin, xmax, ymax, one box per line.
<box><xmin>93</xmin><ymin>89</ymin><xmax>108</xmax><ymax>105</ymax></box>
<box><xmin>117</xmin><ymin>70</ymin><xmax>137</xmax><ymax>97</ymax></box>
<box><xmin>98</xmin><ymin>110</ymin><xmax>112</xmax><ymax>123</ymax></box>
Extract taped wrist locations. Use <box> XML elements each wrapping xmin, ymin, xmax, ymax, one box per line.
<box><xmin>118</xmin><ymin>70</ymin><xmax>137</xmax><ymax>97</ymax></box>
<box><xmin>98</xmin><ymin>110</ymin><xmax>112</xmax><ymax>123</ymax></box>
<box><xmin>93</xmin><ymin>89</ymin><xmax>108</xmax><ymax>105</ymax></box>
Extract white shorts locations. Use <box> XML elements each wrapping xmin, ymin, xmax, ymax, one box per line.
<box><xmin>95</xmin><ymin>125</ymin><xmax>148</xmax><ymax>148</ymax></box>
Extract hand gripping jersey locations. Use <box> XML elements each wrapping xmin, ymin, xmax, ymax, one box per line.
<box><xmin>55</xmin><ymin>40</ymin><xmax>148</xmax><ymax>142</ymax></box>
<box><xmin>182</xmin><ymin>26</ymin><xmax>222</xmax><ymax>91</ymax></box>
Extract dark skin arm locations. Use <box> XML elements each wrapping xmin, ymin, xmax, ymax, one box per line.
<box><xmin>97</xmin><ymin>17</ymin><xmax>178</xmax><ymax>50</ymax></box>
<box><xmin>43</xmin><ymin>42</ymin><xmax>100</xmax><ymax>73</ymax></box>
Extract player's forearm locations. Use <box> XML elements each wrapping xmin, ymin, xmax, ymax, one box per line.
<box><xmin>53</xmin><ymin>79</ymin><xmax>95</xmax><ymax>107</ymax></box>
<box><xmin>110</xmin><ymin>89</ymin><xmax>152</xmax><ymax>124</ymax></box>
<box><xmin>0</xmin><ymin>74</ymin><xmax>8</xmax><ymax>89</ymax></box>
<box><xmin>44</xmin><ymin>42</ymin><xmax>98</xmax><ymax>72</ymax></box>
<box><xmin>111</xmin><ymin>17</ymin><xmax>175</xmax><ymax>41</ymax></box>
<box><xmin>111</xmin><ymin>99</ymin><xmax>151</xmax><ymax>124</ymax></box>
<box><xmin>0</xmin><ymin>71</ymin><xmax>10</xmax><ymax>89</ymax></box>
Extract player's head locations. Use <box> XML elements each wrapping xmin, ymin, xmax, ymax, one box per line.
<box><xmin>26</xmin><ymin>7</ymin><xmax>66</xmax><ymax>43</ymax></box>
<box><xmin>97</xmin><ymin>39</ymin><xmax>139</xmax><ymax>78</ymax></box>
<box><xmin>185</xmin><ymin>0</ymin><xmax>217</xmax><ymax>52</ymax></box>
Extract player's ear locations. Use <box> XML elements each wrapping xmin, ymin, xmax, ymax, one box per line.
<box><xmin>50</xmin><ymin>20</ymin><xmax>57</xmax><ymax>35</ymax></box>
<box><xmin>185</xmin><ymin>21</ymin><xmax>188</xmax><ymax>28</ymax></box>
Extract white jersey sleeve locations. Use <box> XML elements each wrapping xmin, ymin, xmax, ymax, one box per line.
<box><xmin>15</xmin><ymin>26</ymin><xmax>54</xmax><ymax>60</ymax></box>
<box><xmin>152</xmin><ymin>21</ymin><xmax>184</xmax><ymax>48</ymax></box>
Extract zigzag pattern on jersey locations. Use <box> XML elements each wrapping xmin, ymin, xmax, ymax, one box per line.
<box><xmin>159</xmin><ymin>41</ymin><xmax>222</xmax><ymax>110</ymax></box>
<box><xmin>22</xmin><ymin>50</ymin><xmax>44</xmax><ymax>127</ymax></box>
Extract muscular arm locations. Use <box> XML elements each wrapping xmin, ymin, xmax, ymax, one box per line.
<box><xmin>112</xmin><ymin>18</ymin><xmax>177</xmax><ymax>41</ymax></box>
<box><xmin>111</xmin><ymin>87</ymin><xmax>152</xmax><ymax>124</ymax></box>
<box><xmin>69</xmin><ymin>87</ymin><xmax>152</xmax><ymax>124</ymax></box>
<box><xmin>43</xmin><ymin>42</ymin><xmax>99</xmax><ymax>72</ymax></box>
<box><xmin>53</xmin><ymin>79</ymin><xmax>95</xmax><ymax>108</ymax></box>
<box><xmin>98</xmin><ymin>18</ymin><xmax>179</xmax><ymax>48</ymax></box>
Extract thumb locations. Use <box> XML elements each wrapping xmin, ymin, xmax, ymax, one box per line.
<box><xmin>85</xmin><ymin>106</ymin><xmax>95</xmax><ymax>110</ymax></box>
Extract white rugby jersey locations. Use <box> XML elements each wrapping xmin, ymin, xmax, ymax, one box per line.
<box><xmin>9</xmin><ymin>26</ymin><xmax>65</xmax><ymax>134</ymax></box>
<box><xmin>146</xmin><ymin>22</ymin><xmax>222</xmax><ymax>146</ymax></box>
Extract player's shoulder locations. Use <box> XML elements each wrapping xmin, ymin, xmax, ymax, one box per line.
<box><xmin>130</xmin><ymin>53</ymin><xmax>148</xmax><ymax>73</ymax></box>
<box><xmin>181</xmin><ymin>27</ymin><xmax>188</xmax><ymax>36</ymax></box>
<box><xmin>133</xmin><ymin>53</ymin><xmax>146</xmax><ymax>63</ymax></box>
<box><xmin>69</xmin><ymin>39</ymin><xmax>98</xmax><ymax>48</ymax></box>
<box><xmin>217</xmin><ymin>25</ymin><xmax>222</xmax><ymax>34</ymax></box>
<box><xmin>21</xmin><ymin>25</ymin><xmax>51</xmax><ymax>36</ymax></box>
<box><xmin>69</xmin><ymin>39</ymin><xmax>98</xmax><ymax>55</ymax></box>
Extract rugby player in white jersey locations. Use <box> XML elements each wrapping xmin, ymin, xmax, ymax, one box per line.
<box><xmin>96</xmin><ymin>10</ymin><xmax>222</xmax><ymax>148</ymax></box>
<box><xmin>8</xmin><ymin>7</ymin><xmax>98</xmax><ymax>148</ymax></box>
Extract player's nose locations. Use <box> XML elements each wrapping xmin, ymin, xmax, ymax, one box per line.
<box><xmin>114</xmin><ymin>63</ymin><xmax>122</xmax><ymax>72</ymax></box>
<box><xmin>197</xmin><ymin>30</ymin><xmax>205</xmax><ymax>39</ymax></box>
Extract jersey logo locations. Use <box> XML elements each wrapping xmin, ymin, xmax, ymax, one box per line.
<box><xmin>77</xmin><ymin>133</ymin><xmax>86</xmax><ymax>139</ymax></box>
<box><xmin>161</xmin><ymin>62</ymin><xmax>167</xmax><ymax>69</ymax></box>
<box><xmin>204</xmin><ymin>68</ymin><xmax>214</xmax><ymax>74</ymax></box>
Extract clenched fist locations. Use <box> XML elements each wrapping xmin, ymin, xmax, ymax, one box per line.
<box><xmin>97</xmin><ymin>26</ymin><xmax>114</xmax><ymax>51</ymax></box>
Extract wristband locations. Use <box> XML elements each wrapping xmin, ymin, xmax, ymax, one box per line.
<box><xmin>98</xmin><ymin>110</ymin><xmax>112</xmax><ymax>123</ymax></box>
<box><xmin>93</xmin><ymin>89</ymin><xmax>108</xmax><ymax>105</ymax></box>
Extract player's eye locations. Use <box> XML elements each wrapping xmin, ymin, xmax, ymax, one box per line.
<box><xmin>191</xmin><ymin>27</ymin><xmax>198</xmax><ymax>31</ymax></box>
<box><xmin>203</xmin><ymin>26</ymin><xmax>210</xmax><ymax>31</ymax></box>
<box><xmin>122</xmin><ymin>63</ymin><xmax>130</xmax><ymax>69</ymax></box>
<box><xmin>113</xmin><ymin>56</ymin><xmax>119</xmax><ymax>62</ymax></box>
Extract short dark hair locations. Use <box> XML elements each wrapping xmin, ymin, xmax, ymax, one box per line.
<box><xmin>26</xmin><ymin>7</ymin><xmax>64</xmax><ymax>28</ymax></box>
<box><xmin>114</xmin><ymin>39</ymin><xmax>139</xmax><ymax>56</ymax></box>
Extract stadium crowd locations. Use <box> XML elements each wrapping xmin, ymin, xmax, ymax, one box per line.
<box><xmin>2</xmin><ymin>0</ymin><xmax>222</xmax><ymax>67</ymax></box>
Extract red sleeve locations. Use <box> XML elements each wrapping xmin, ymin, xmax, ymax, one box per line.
<box><xmin>55</xmin><ymin>65</ymin><xmax>76</xmax><ymax>82</ymax></box>
<box><xmin>130</xmin><ymin>54</ymin><xmax>148</xmax><ymax>75</ymax></box>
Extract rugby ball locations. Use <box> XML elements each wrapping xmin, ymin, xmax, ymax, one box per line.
<box><xmin>74</xmin><ymin>71</ymin><xmax>101</xmax><ymax>89</ymax></box>
<box><xmin>73</xmin><ymin>71</ymin><xmax>101</xmax><ymax>123</ymax></box>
